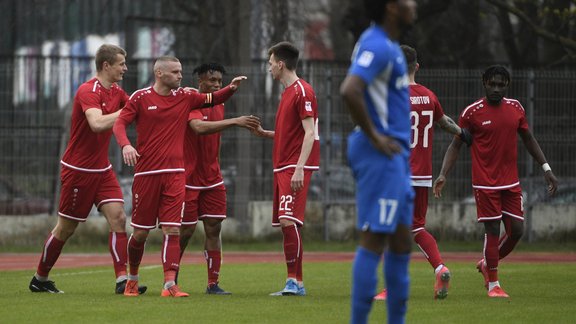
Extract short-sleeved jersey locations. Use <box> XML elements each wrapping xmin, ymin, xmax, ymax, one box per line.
<box><xmin>184</xmin><ymin>104</ymin><xmax>224</xmax><ymax>189</ymax></box>
<box><xmin>61</xmin><ymin>78</ymin><xmax>128</xmax><ymax>172</ymax></box>
<box><xmin>272</xmin><ymin>79</ymin><xmax>320</xmax><ymax>172</ymax></box>
<box><xmin>347</xmin><ymin>25</ymin><xmax>411</xmax><ymax>150</ymax></box>
<box><xmin>409</xmin><ymin>84</ymin><xmax>444</xmax><ymax>187</ymax></box>
<box><xmin>459</xmin><ymin>97</ymin><xmax>529</xmax><ymax>189</ymax></box>
<box><xmin>114</xmin><ymin>86</ymin><xmax>233</xmax><ymax>176</ymax></box>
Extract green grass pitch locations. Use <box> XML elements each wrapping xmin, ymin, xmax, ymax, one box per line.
<box><xmin>1</xmin><ymin>261</ymin><xmax>574</xmax><ymax>323</ymax></box>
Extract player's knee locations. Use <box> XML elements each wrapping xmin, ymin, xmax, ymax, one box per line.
<box><xmin>203</xmin><ymin>219</ymin><xmax>222</xmax><ymax>239</ymax></box>
<box><xmin>162</xmin><ymin>225</ymin><xmax>180</xmax><ymax>236</ymax></box>
<box><xmin>510</xmin><ymin>225</ymin><xmax>524</xmax><ymax>240</ymax></box>
<box><xmin>132</xmin><ymin>229</ymin><xmax>149</xmax><ymax>242</ymax></box>
<box><xmin>180</xmin><ymin>225</ymin><xmax>196</xmax><ymax>240</ymax></box>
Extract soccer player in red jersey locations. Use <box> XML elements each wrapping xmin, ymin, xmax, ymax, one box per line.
<box><xmin>113</xmin><ymin>56</ymin><xmax>246</xmax><ymax>298</ymax></box>
<box><xmin>253</xmin><ymin>42</ymin><xmax>320</xmax><ymax>296</ymax></box>
<box><xmin>179</xmin><ymin>63</ymin><xmax>260</xmax><ymax>295</ymax></box>
<box><xmin>374</xmin><ymin>45</ymin><xmax>472</xmax><ymax>301</ymax></box>
<box><xmin>28</xmin><ymin>44</ymin><xmax>147</xmax><ymax>295</ymax></box>
<box><xmin>433</xmin><ymin>65</ymin><xmax>558</xmax><ymax>298</ymax></box>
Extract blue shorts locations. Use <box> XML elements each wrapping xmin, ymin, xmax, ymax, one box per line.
<box><xmin>347</xmin><ymin>131</ymin><xmax>414</xmax><ymax>234</ymax></box>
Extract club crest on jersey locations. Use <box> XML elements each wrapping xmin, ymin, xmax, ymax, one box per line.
<box><xmin>482</xmin><ymin>120</ymin><xmax>492</xmax><ymax>125</ymax></box>
<box><xmin>357</xmin><ymin>50</ymin><xmax>374</xmax><ymax>67</ymax></box>
<box><xmin>147</xmin><ymin>106</ymin><xmax>157</xmax><ymax>110</ymax></box>
<box><xmin>305</xmin><ymin>101</ymin><xmax>312</xmax><ymax>112</ymax></box>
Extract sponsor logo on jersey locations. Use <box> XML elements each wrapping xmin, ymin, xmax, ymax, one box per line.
<box><xmin>482</xmin><ymin>120</ymin><xmax>492</xmax><ymax>125</ymax></box>
<box><xmin>395</xmin><ymin>74</ymin><xmax>409</xmax><ymax>90</ymax></box>
<box><xmin>305</xmin><ymin>101</ymin><xmax>312</xmax><ymax>112</ymax></box>
<box><xmin>148</xmin><ymin>106</ymin><xmax>157</xmax><ymax>110</ymax></box>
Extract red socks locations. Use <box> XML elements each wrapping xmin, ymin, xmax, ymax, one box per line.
<box><xmin>282</xmin><ymin>225</ymin><xmax>300</xmax><ymax>279</ymax></box>
<box><xmin>205</xmin><ymin>250</ymin><xmax>222</xmax><ymax>285</ymax></box>
<box><xmin>36</xmin><ymin>233</ymin><xmax>65</xmax><ymax>277</ymax></box>
<box><xmin>109</xmin><ymin>232</ymin><xmax>128</xmax><ymax>278</ymax></box>
<box><xmin>127</xmin><ymin>235</ymin><xmax>145</xmax><ymax>276</ymax></box>
<box><xmin>162</xmin><ymin>234</ymin><xmax>180</xmax><ymax>283</ymax></box>
<box><xmin>296</xmin><ymin>227</ymin><xmax>303</xmax><ymax>282</ymax></box>
<box><xmin>414</xmin><ymin>229</ymin><xmax>443</xmax><ymax>269</ymax></box>
<box><xmin>484</xmin><ymin>233</ymin><xmax>500</xmax><ymax>282</ymax></box>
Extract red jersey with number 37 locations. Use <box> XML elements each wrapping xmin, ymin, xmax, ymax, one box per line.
<box><xmin>61</xmin><ymin>78</ymin><xmax>128</xmax><ymax>172</ymax></box>
<box><xmin>409</xmin><ymin>84</ymin><xmax>444</xmax><ymax>187</ymax></box>
<box><xmin>272</xmin><ymin>79</ymin><xmax>320</xmax><ymax>172</ymax></box>
<box><xmin>459</xmin><ymin>97</ymin><xmax>529</xmax><ymax>189</ymax></box>
<box><xmin>184</xmin><ymin>104</ymin><xmax>225</xmax><ymax>189</ymax></box>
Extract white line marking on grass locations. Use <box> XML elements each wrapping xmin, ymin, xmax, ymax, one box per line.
<box><xmin>51</xmin><ymin>265</ymin><xmax>161</xmax><ymax>277</ymax></box>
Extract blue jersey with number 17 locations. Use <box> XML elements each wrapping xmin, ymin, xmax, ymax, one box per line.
<box><xmin>348</xmin><ymin>25</ymin><xmax>411</xmax><ymax>149</ymax></box>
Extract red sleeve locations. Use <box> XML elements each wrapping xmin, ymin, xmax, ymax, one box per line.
<box><xmin>77</xmin><ymin>87</ymin><xmax>102</xmax><ymax>112</ymax></box>
<box><xmin>516</xmin><ymin>102</ymin><xmax>529</xmax><ymax>131</ymax></box>
<box><xmin>188</xmin><ymin>109</ymin><xmax>203</xmax><ymax>122</ymax></box>
<box><xmin>113</xmin><ymin>99</ymin><xmax>138</xmax><ymax>147</ymax></box>
<box><xmin>296</xmin><ymin>94</ymin><xmax>316</xmax><ymax>120</ymax></box>
<box><xmin>458</xmin><ymin>110</ymin><xmax>470</xmax><ymax>130</ymax></box>
<box><xmin>431</xmin><ymin>93</ymin><xmax>444</xmax><ymax>122</ymax></box>
<box><xmin>186</xmin><ymin>85</ymin><xmax>235</xmax><ymax>111</ymax></box>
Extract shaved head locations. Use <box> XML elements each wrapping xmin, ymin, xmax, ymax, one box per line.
<box><xmin>154</xmin><ymin>56</ymin><xmax>180</xmax><ymax>72</ymax></box>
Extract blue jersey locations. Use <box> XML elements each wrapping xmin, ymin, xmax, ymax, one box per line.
<box><xmin>348</xmin><ymin>25</ymin><xmax>411</xmax><ymax>149</ymax></box>
<box><xmin>346</xmin><ymin>25</ymin><xmax>414</xmax><ymax>234</ymax></box>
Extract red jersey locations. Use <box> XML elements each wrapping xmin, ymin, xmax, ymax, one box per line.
<box><xmin>184</xmin><ymin>104</ymin><xmax>224</xmax><ymax>189</ymax></box>
<box><xmin>61</xmin><ymin>78</ymin><xmax>128</xmax><ymax>172</ymax></box>
<box><xmin>114</xmin><ymin>85</ymin><xmax>235</xmax><ymax>176</ymax></box>
<box><xmin>459</xmin><ymin>97</ymin><xmax>529</xmax><ymax>189</ymax></box>
<box><xmin>409</xmin><ymin>84</ymin><xmax>444</xmax><ymax>187</ymax></box>
<box><xmin>272</xmin><ymin>79</ymin><xmax>320</xmax><ymax>172</ymax></box>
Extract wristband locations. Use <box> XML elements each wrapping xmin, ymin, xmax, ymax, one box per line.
<box><xmin>542</xmin><ymin>163</ymin><xmax>551</xmax><ymax>172</ymax></box>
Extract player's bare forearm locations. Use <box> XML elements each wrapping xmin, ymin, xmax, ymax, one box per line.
<box><xmin>85</xmin><ymin>108</ymin><xmax>122</xmax><ymax>133</ymax></box>
<box><xmin>296</xmin><ymin>119</ymin><xmax>315</xmax><ymax>169</ymax></box>
<box><xmin>340</xmin><ymin>75</ymin><xmax>380</xmax><ymax>143</ymax></box>
<box><xmin>438</xmin><ymin>137</ymin><xmax>462</xmax><ymax>178</ymax></box>
<box><xmin>437</xmin><ymin>115</ymin><xmax>461</xmax><ymax>136</ymax></box>
<box><xmin>519</xmin><ymin>129</ymin><xmax>548</xmax><ymax>165</ymax></box>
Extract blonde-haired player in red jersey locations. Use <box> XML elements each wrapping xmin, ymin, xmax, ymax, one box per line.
<box><xmin>433</xmin><ymin>65</ymin><xmax>558</xmax><ymax>298</ymax></box>
<box><xmin>113</xmin><ymin>56</ymin><xmax>247</xmax><ymax>298</ymax></box>
<box><xmin>374</xmin><ymin>45</ymin><xmax>472</xmax><ymax>301</ymax></box>
<box><xmin>29</xmin><ymin>44</ymin><xmax>146</xmax><ymax>295</ymax></box>
<box><xmin>253</xmin><ymin>42</ymin><xmax>320</xmax><ymax>296</ymax></box>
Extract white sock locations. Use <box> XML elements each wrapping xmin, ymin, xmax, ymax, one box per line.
<box><xmin>35</xmin><ymin>274</ymin><xmax>48</xmax><ymax>282</ymax></box>
<box><xmin>434</xmin><ymin>264</ymin><xmax>444</xmax><ymax>274</ymax></box>
<box><xmin>298</xmin><ymin>281</ymin><xmax>304</xmax><ymax>288</ymax></box>
<box><xmin>128</xmin><ymin>274</ymin><xmax>139</xmax><ymax>281</ymax></box>
<box><xmin>488</xmin><ymin>281</ymin><xmax>500</xmax><ymax>291</ymax></box>
<box><xmin>164</xmin><ymin>281</ymin><xmax>176</xmax><ymax>290</ymax></box>
<box><xmin>116</xmin><ymin>275</ymin><xmax>128</xmax><ymax>283</ymax></box>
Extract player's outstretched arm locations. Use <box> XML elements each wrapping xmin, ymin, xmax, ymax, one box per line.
<box><xmin>251</xmin><ymin>124</ymin><xmax>275</xmax><ymax>139</ymax></box>
<box><xmin>340</xmin><ymin>75</ymin><xmax>401</xmax><ymax>157</ymax></box>
<box><xmin>85</xmin><ymin>108</ymin><xmax>122</xmax><ymax>133</ymax></box>
<box><xmin>433</xmin><ymin>137</ymin><xmax>463</xmax><ymax>198</ymax></box>
<box><xmin>189</xmin><ymin>115</ymin><xmax>260</xmax><ymax>135</ymax></box>
<box><xmin>518</xmin><ymin>128</ymin><xmax>558</xmax><ymax>195</ymax></box>
<box><xmin>436</xmin><ymin>115</ymin><xmax>472</xmax><ymax>147</ymax></box>
<box><xmin>228</xmin><ymin>76</ymin><xmax>248</xmax><ymax>91</ymax></box>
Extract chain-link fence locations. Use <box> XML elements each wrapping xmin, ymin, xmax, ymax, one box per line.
<box><xmin>1</xmin><ymin>56</ymin><xmax>575</xmax><ymax>238</ymax></box>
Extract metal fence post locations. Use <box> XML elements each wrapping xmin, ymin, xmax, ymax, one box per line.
<box><xmin>323</xmin><ymin>67</ymin><xmax>332</xmax><ymax>241</ymax></box>
<box><xmin>525</xmin><ymin>69</ymin><xmax>535</xmax><ymax>242</ymax></box>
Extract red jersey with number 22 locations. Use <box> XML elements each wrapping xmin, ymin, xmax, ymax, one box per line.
<box><xmin>459</xmin><ymin>97</ymin><xmax>529</xmax><ymax>189</ymax></box>
<box><xmin>272</xmin><ymin>79</ymin><xmax>320</xmax><ymax>172</ymax></box>
<box><xmin>409</xmin><ymin>84</ymin><xmax>444</xmax><ymax>187</ymax></box>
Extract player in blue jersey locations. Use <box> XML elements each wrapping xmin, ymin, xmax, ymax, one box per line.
<box><xmin>340</xmin><ymin>0</ymin><xmax>417</xmax><ymax>323</ymax></box>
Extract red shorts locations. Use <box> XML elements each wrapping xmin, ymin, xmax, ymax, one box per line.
<box><xmin>272</xmin><ymin>169</ymin><xmax>313</xmax><ymax>227</ymax></box>
<box><xmin>58</xmin><ymin>167</ymin><xmax>123</xmax><ymax>222</ymax></box>
<box><xmin>474</xmin><ymin>186</ymin><xmax>524</xmax><ymax>222</ymax></box>
<box><xmin>411</xmin><ymin>186</ymin><xmax>429</xmax><ymax>232</ymax></box>
<box><xmin>182</xmin><ymin>185</ymin><xmax>227</xmax><ymax>225</ymax></box>
<box><xmin>131</xmin><ymin>172</ymin><xmax>185</xmax><ymax>229</ymax></box>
